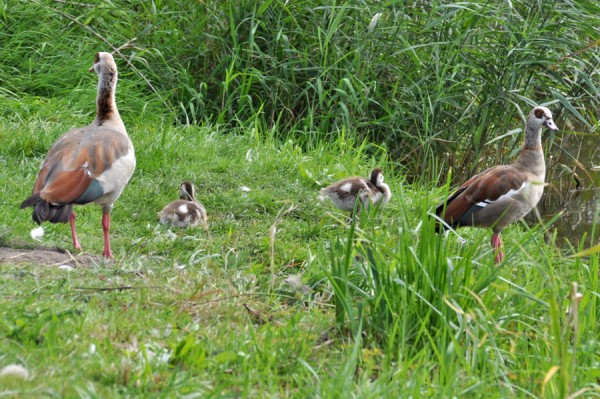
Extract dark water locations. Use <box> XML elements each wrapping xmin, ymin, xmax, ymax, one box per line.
<box><xmin>537</xmin><ymin>131</ymin><xmax>599</xmax><ymax>248</ymax></box>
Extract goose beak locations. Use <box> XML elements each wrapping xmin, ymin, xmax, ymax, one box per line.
<box><xmin>544</xmin><ymin>119</ymin><xmax>558</xmax><ymax>131</ymax></box>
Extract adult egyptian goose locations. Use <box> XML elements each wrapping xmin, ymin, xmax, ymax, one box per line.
<box><xmin>435</xmin><ymin>106</ymin><xmax>558</xmax><ymax>263</ymax></box>
<box><xmin>159</xmin><ymin>182</ymin><xmax>208</xmax><ymax>228</ymax></box>
<box><xmin>321</xmin><ymin>168</ymin><xmax>392</xmax><ymax>213</ymax></box>
<box><xmin>20</xmin><ymin>52</ymin><xmax>136</xmax><ymax>258</ymax></box>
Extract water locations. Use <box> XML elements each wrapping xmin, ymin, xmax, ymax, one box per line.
<box><xmin>537</xmin><ymin>131</ymin><xmax>599</xmax><ymax>248</ymax></box>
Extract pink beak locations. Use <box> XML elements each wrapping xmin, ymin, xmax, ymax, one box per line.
<box><xmin>544</xmin><ymin>119</ymin><xmax>559</xmax><ymax>131</ymax></box>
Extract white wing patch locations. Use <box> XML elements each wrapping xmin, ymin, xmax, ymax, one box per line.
<box><xmin>340</xmin><ymin>182</ymin><xmax>353</xmax><ymax>193</ymax></box>
<box><xmin>475</xmin><ymin>182</ymin><xmax>528</xmax><ymax>207</ymax></box>
<box><xmin>497</xmin><ymin>182</ymin><xmax>528</xmax><ymax>202</ymax></box>
<box><xmin>81</xmin><ymin>161</ymin><xmax>92</xmax><ymax>177</ymax></box>
<box><xmin>178</xmin><ymin>204</ymin><xmax>189</xmax><ymax>214</ymax></box>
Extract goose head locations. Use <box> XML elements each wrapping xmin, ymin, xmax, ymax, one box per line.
<box><xmin>530</xmin><ymin>106</ymin><xmax>559</xmax><ymax>132</ymax></box>
<box><xmin>88</xmin><ymin>52</ymin><xmax>117</xmax><ymax>76</ymax></box>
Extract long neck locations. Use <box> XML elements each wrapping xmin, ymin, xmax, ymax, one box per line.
<box><xmin>515</xmin><ymin>122</ymin><xmax>545</xmax><ymax>179</ymax></box>
<box><xmin>94</xmin><ymin>69</ymin><xmax>122</xmax><ymax>126</ymax></box>
<box><xmin>523</xmin><ymin>122</ymin><xmax>542</xmax><ymax>150</ymax></box>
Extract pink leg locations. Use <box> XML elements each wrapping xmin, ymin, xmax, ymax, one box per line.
<box><xmin>101</xmin><ymin>212</ymin><xmax>113</xmax><ymax>258</ymax></box>
<box><xmin>491</xmin><ymin>233</ymin><xmax>504</xmax><ymax>264</ymax></box>
<box><xmin>69</xmin><ymin>212</ymin><xmax>82</xmax><ymax>251</ymax></box>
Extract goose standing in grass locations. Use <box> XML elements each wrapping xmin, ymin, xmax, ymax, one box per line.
<box><xmin>20</xmin><ymin>52</ymin><xmax>136</xmax><ymax>258</ymax></box>
<box><xmin>320</xmin><ymin>168</ymin><xmax>391</xmax><ymax>213</ymax></box>
<box><xmin>159</xmin><ymin>181</ymin><xmax>208</xmax><ymax>229</ymax></box>
<box><xmin>435</xmin><ymin>106</ymin><xmax>558</xmax><ymax>263</ymax></box>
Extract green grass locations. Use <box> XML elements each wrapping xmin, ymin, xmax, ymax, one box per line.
<box><xmin>1</xmin><ymin>0</ymin><xmax>599</xmax><ymax>397</ymax></box>
<box><xmin>2</xmin><ymin>0</ymin><xmax>599</xmax><ymax>181</ymax></box>
<box><xmin>1</xmin><ymin>116</ymin><xmax>599</xmax><ymax>397</ymax></box>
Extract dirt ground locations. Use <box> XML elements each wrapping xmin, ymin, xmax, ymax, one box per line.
<box><xmin>0</xmin><ymin>246</ymin><xmax>98</xmax><ymax>267</ymax></box>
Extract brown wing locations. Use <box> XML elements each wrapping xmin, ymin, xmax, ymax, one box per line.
<box><xmin>31</xmin><ymin>126</ymin><xmax>131</xmax><ymax>204</ymax></box>
<box><xmin>437</xmin><ymin>165</ymin><xmax>528</xmax><ymax>226</ymax></box>
<box><xmin>34</xmin><ymin>165</ymin><xmax>93</xmax><ymax>204</ymax></box>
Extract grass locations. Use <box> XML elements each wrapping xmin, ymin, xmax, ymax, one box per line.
<box><xmin>1</xmin><ymin>115</ymin><xmax>599</xmax><ymax>397</ymax></box>
<box><xmin>1</xmin><ymin>0</ymin><xmax>599</xmax><ymax>397</ymax></box>
<box><xmin>2</xmin><ymin>0</ymin><xmax>600</xmax><ymax>181</ymax></box>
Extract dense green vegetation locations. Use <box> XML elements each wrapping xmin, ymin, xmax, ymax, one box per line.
<box><xmin>3</xmin><ymin>0</ymin><xmax>599</xmax><ymax>179</ymax></box>
<box><xmin>1</xmin><ymin>0</ymin><xmax>598</xmax><ymax>397</ymax></box>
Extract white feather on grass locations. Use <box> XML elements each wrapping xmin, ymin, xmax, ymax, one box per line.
<box><xmin>30</xmin><ymin>226</ymin><xmax>44</xmax><ymax>241</ymax></box>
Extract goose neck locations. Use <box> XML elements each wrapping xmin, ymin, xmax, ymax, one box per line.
<box><xmin>515</xmin><ymin>149</ymin><xmax>545</xmax><ymax>179</ymax></box>
<box><xmin>94</xmin><ymin>69</ymin><xmax>121</xmax><ymax>126</ymax></box>
<box><xmin>523</xmin><ymin>124</ymin><xmax>542</xmax><ymax>149</ymax></box>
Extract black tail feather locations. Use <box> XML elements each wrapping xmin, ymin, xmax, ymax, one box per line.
<box><xmin>20</xmin><ymin>193</ymin><xmax>43</xmax><ymax>209</ymax></box>
<box><xmin>21</xmin><ymin>194</ymin><xmax>72</xmax><ymax>224</ymax></box>
<box><xmin>33</xmin><ymin>201</ymin><xmax>49</xmax><ymax>224</ymax></box>
<box><xmin>47</xmin><ymin>203</ymin><xmax>73</xmax><ymax>223</ymax></box>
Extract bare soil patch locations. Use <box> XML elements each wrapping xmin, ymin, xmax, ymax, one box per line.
<box><xmin>0</xmin><ymin>246</ymin><xmax>98</xmax><ymax>267</ymax></box>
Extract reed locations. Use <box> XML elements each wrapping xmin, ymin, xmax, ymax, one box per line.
<box><xmin>3</xmin><ymin>0</ymin><xmax>599</xmax><ymax>181</ymax></box>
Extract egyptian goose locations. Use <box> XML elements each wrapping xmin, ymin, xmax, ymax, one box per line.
<box><xmin>20</xmin><ymin>52</ymin><xmax>136</xmax><ymax>258</ymax></box>
<box><xmin>158</xmin><ymin>182</ymin><xmax>208</xmax><ymax>228</ymax></box>
<box><xmin>435</xmin><ymin>106</ymin><xmax>558</xmax><ymax>263</ymax></box>
<box><xmin>320</xmin><ymin>168</ymin><xmax>392</xmax><ymax>213</ymax></box>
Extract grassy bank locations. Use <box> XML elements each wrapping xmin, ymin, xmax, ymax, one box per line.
<box><xmin>1</xmin><ymin>0</ymin><xmax>599</xmax><ymax>397</ymax></box>
<box><xmin>1</xmin><ymin>117</ymin><xmax>599</xmax><ymax>397</ymax></box>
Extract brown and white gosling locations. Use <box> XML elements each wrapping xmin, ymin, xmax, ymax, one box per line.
<box><xmin>320</xmin><ymin>168</ymin><xmax>391</xmax><ymax>213</ymax></box>
<box><xmin>159</xmin><ymin>182</ymin><xmax>208</xmax><ymax>228</ymax></box>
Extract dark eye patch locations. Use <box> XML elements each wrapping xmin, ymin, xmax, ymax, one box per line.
<box><xmin>534</xmin><ymin>108</ymin><xmax>544</xmax><ymax>118</ymax></box>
